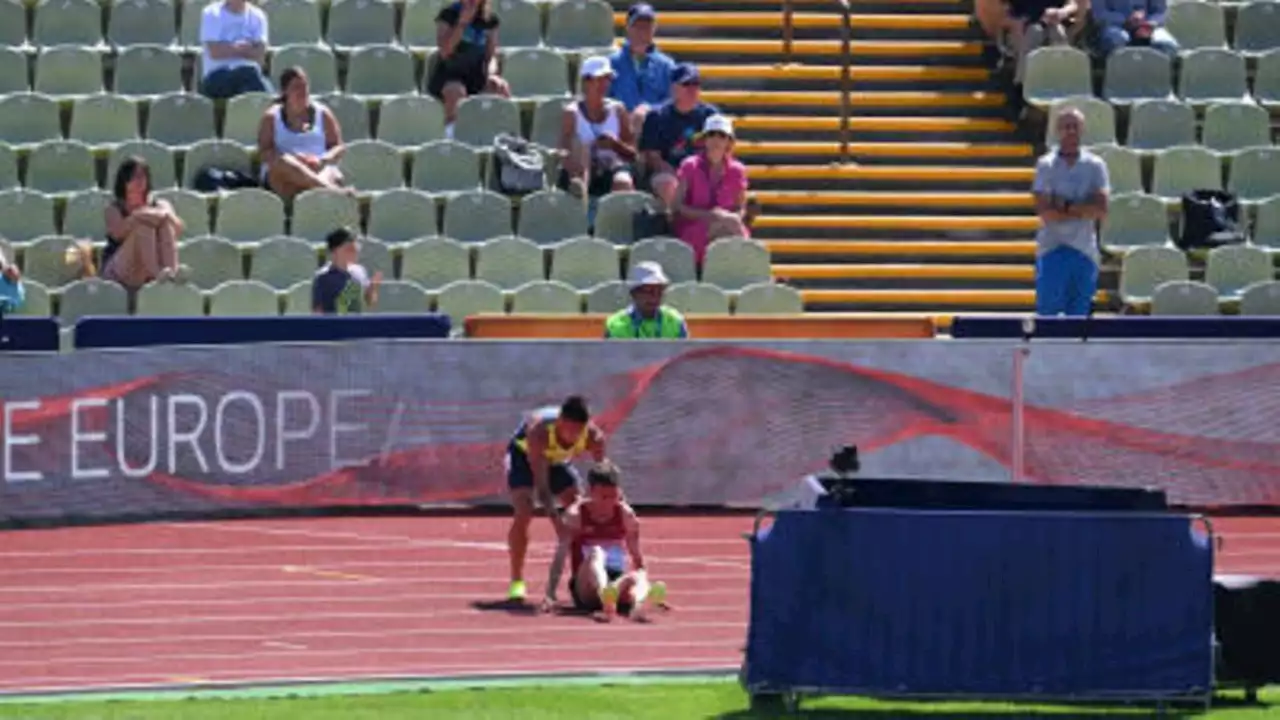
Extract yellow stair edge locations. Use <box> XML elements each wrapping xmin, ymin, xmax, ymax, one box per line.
<box><xmin>753</xmin><ymin>191</ymin><xmax>1034</xmax><ymax>209</ymax></box>
<box><xmin>754</xmin><ymin>215</ymin><xmax>1041</xmax><ymax>231</ymax></box>
<box><xmin>774</xmin><ymin>263</ymin><xmax>1035</xmax><ymax>281</ymax></box>
<box><xmin>735</xmin><ymin>142</ymin><xmax>1033</xmax><ymax>159</ymax></box>
<box><xmin>647</xmin><ymin>39</ymin><xmax>984</xmax><ymax>57</ymax></box>
<box><xmin>698</xmin><ymin>64</ymin><xmax>990</xmax><ymax>82</ymax></box>
<box><xmin>731</xmin><ymin>115</ymin><xmax>1017</xmax><ymax>133</ymax></box>
<box><xmin>802</xmin><ymin>289</ymin><xmax>1111</xmax><ymax>307</ymax></box>
<box><xmin>748</xmin><ymin>164</ymin><xmax>1035</xmax><ymax>182</ymax></box>
<box><xmin>765</xmin><ymin>240</ymin><xmax>1037</xmax><ymax>257</ymax></box>
<box><xmin>703</xmin><ymin>90</ymin><xmax>1009</xmax><ymax>108</ymax></box>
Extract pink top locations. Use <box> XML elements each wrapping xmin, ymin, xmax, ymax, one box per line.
<box><xmin>672</xmin><ymin>153</ymin><xmax>749</xmax><ymax>264</ymax></box>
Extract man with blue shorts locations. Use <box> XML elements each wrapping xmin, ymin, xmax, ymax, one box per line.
<box><xmin>506</xmin><ymin>395</ymin><xmax>607</xmax><ymax>603</ymax></box>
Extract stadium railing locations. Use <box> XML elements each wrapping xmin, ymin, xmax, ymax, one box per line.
<box><xmin>463</xmin><ymin>313</ymin><xmax>937</xmax><ymax>338</ymax></box>
<box><xmin>0</xmin><ymin>317</ymin><xmax>59</xmax><ymax>352</ymax></box>
<box><xmin>72</xmin><ymin>314</ymin><xmax>452</xmax><ymax>349</ymax></box>
<box><xmin>781</xmin><ymin>0</ymin><xmax>853</xmax><ymax>162</ymax></box>
<box><xmin>951</xmin><ymin>315</ymin><xmax>1280</xmax><ymax>339</ymax></box>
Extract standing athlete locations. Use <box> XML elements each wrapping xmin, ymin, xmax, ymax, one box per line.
<box><xmin>506</xmin><ymin>395</ymin><xmax>606</xmax><ymax>603</ymax></box>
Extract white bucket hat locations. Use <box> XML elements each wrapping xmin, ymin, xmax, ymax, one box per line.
<box><xmin>580</xmin><ymin>55</ymin><xmax>615</xmax><ymax>80</ymax></box>
<box><xmin>702</xmin><ymin>114</ymin><xmax>735</xmax><ymax>138</ymax></box>
<box><xmin>627</xmin><ymin>261</ymin><xmax>670</xmax><ymax>289</ymax></box>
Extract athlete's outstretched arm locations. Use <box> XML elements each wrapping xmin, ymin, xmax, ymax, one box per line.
<box><xmin>524</xmin><ymin>424</ymin><xmax>559</xmax><ymax>528</ymax></box>
<box><xmin>622</xmin><ymin>505</ymin><xmax>644</xmax><ymax>572</ymax></box>
<box><xmin>587</xmin><ymin>424</ymin><xmax>607</xmax><ymax>462</ymax></box>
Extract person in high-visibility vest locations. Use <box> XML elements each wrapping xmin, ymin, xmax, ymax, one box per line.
<box><xmin>603</xmin><ymin>261</ymin><xmax>689</xmax><ymax>339</ymax></box>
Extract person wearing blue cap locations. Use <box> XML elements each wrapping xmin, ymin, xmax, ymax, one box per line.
<box><xmin>638</xmin><ymin>63</ymin><xmax>719</xmax><ymax>209</ymax></box>
<box><xmin>608</xmin><ymin>3</ymin><xmax>676</xmax><ymax>135</ymax></box>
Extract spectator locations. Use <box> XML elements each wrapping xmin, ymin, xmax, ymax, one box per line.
<box><xmin>313</xmin><ymin>227</ymin><xmax>382</xmax><ymax>315</ymax></box>
<box><xmin>559</xmin><ymin>56</ymin><xmax>636</xmax><ymax>201</ymax></box>
<box><xmin>102</xmin><ymin>157</ymin><xmax>187</xmax><ymax>292</ymax></box>
<box><xmin>1093</xmin><ymin>0</ymin><xmax>1178</xmax><ymax>57</ymax></box>
<box><xmin>427</xmin><ymin>0</ymin><xmax>512</xmax><ymax>139</ymax></box>
<box><xmin>608</xmin><ymin>3</ymin><xmax>676</xmax><ymax>136</ymax></box>
<box><xmin>604</xmin><ymin>261</ymin><xmax>689</xmax><ymax>339</ymax></box>
<box><xmin>1009</xmin><ymin>0</ymin><xmax>1087</xmax><ymax>86</ymax></box>
<box><xmin>672</xmin><ymin>115</ymin><xmax>749</xmax><ymax>268</ymax></box>
<box><xmin>975</xmin><ymin>0</ymin><xmax>1012</xmax><ymax>42</ymax></box>
<box><xmin>258</xmin><ymin>67</ymin><xmax>349</xmax><ymax>200</ymax></box>
<box><xmin>0</xmin><ymin>247</ymin><xmax>22</xmax><ymax>314</ymax></box>
<box><xmin>1033</xmin><ymin>107</ymin><xmax>1109</xmax><ymax>317</ymax></box>
<box><xmin>199</xmin><ymin>0</ymin><xmax>271</xmax><ymax>99</ymax></box>
<box><xmin>638</xmin><ymin>63</ymin><xmax>719</xmax><ymax>209</ymax></box>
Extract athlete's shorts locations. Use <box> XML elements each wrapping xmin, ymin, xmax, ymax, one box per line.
<box><xmin>571</xmin><ymin>545</ymin><xmax>633</xmax><ymax>615</ymax></box>
<box><xmin>506</xmin><ymin>445</ymin><xmax>581</xmax><ymax>497</ymax></box>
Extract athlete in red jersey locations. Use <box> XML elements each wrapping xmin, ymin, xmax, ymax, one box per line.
<box><xmin>562</xmin><ymin>461</ymin><xmax>667</xmax><ymax>621</ymax></box>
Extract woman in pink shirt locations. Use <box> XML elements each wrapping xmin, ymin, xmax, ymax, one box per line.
<box><xmin>671</xmin><ymin>115</ymin><xmax>749</xmax><ymax>266</ymax></box>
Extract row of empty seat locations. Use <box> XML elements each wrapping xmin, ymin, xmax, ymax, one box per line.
<box><xmin>1120</xmin><ymin>244</ymin><xmax>1280</xmax><ymax>310</ymax></box>
<box><xmin>1129</xmin><ymin>278</ymin><xmax>1280</xmax><ymax>314</ymax></box>
<box><xmin>1103</xmin><ymin>192</ymin><xmax>1280</xmax><ymax>249</ymax></box>
<box><xmin>0</xmin><ymin>0</ymin><xmax>614</xmax><ymax>53</ymax></box>
<box><xmin>1088</xmin><ymin>144</ymin><xmax>1280</xmax><ymax>201</ymax></box>
<box><xmin>0</xmin><ymin>187</ymin><xmax>661</xmax><ymax>246</ymax></box>
<box><xmin>1130</xmin><ymin>0</ymin><xmax>1280</xmax><ymax>54</ymax></box>
<box><xmin>1047</xmin><ymin>98</ymin><xmax>1272</xmax><ymax>153</ymax></box>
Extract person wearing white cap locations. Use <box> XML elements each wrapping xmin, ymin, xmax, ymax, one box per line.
<box><xmin>671</xmin><ymin>114</ymin><xmax>750</xmax><ymax>267</ymax></box>
<box><xmin>604</xmin><ymin>261</ymin><xmax>689</xmax><ymax>339</ymax></box>
<box><xmin>558</xmin><ymin>56</ymin><xmax>637</xmax><ymax>200</ymax></box>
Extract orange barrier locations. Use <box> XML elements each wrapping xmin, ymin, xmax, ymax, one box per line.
<box><xmin>464</xmin><ymin>314</ymin><xmax>937</xmax><ymax>339</ymax></box>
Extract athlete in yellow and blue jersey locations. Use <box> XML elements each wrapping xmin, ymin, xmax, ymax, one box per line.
<box><xmin>506</xmin><ymin>395</ymin><xmax>607</xmax><ymax>602</ymax></box>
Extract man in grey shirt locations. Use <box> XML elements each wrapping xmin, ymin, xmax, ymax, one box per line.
<box><xmin>1033</xmin><ymin>108</ymin><xmax>1110</xmax><ymax>316</ymax></box>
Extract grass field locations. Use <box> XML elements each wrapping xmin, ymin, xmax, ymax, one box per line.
<box><xmin>0</xmin><ymin>681</ymin><xmax>1274</xmax><ymax>719</ymax></box>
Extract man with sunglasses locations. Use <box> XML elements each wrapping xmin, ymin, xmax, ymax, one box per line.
<box><xmin>604</xmin><ymin>261</ymin><xmax>689</xmax><ymax>340</ymax></box>
<box><xmin>638</xmin><ymin>63</ymin><xmax>719</xmax><ymax>210</ymax></box>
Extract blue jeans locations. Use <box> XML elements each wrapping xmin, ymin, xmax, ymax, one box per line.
<box><xmin>1036</xmin><ymin>244</ymin><xmax>1098</xmax><ymax>316</ymax></box>
<box><xmin>1098</xmin><ymin>25</ymin><xmax>1180</xmax><ymax>57</ymax></box>
<box><xmin>200</xmin><ymin>65</ymin><xmax>273</xmax><ymax>100</ymax></box>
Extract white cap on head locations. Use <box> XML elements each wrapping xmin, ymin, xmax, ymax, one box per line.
<box><xmin>627</xmin><ymin>261</ymin><xmax>669</xmax><ymax>289</ymax></box>
<box><xmin>580</xmin><ymin>56</ymin><xmax>615</xmax><ymax>80</ymax></box>
<box><xmin>702</xmin><ymin>114</ymin><xmax>735</xmax><ymax>138</ymax></box>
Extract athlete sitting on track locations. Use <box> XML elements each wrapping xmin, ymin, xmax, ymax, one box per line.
<box><xmin>564</xmin><ymin>460</ymin><xmax>667</xmax><ymax>621</ymax></box>
<box><xmin>506</xmin><ymin>395</ymin><xmax>607</xmax><ymax>604</ymax></box>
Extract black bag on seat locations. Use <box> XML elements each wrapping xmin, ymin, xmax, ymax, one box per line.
<box><xmin>1179</xmin><ymin>189</ymin><xmax>1245</xmax><ymax>251</ymax></box>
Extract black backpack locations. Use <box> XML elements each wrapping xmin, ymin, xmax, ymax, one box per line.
<box><xmin>1179</xmin><ymin>189</ymin><xmax>1246</xmax><ymax>251</ymax></box>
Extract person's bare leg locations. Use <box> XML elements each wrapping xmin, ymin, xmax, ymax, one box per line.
<box><xmin>157</xmin><ymin>220</ymin><xmax>178</xmax><ymax>270</ymax></box>
<box><xmin>573</xmin><ymin>546</ymin><xmax>605</xmax><ymax>613</ymax></box>
<box><xmin>267</xmin><ymin>155</ymin><xmax>332</xmax><ymax>201</ymax></box>
<box><xmin>121</xmin><ymin>225</ymin><xmax>162</xmax><ymax>289</ymax></box>
<box><xmin>708</xmin><ymin>215</ymin><xmax>748</xmax><ymax>241</ymax></box>
<box><xmin>650</xmin><ymin>172</ymin><xmax>678</xmax><ymax>210</ymax></box>
<box><xmin>442</xmin><ymin>82</ymin><xmax>468</xmax><ymax>128</ymax></box>
<box><xmin>582</xmin><ymin>546</ymin><xmax>617</xmax><ymax>621</ymax></box>
<box><xmin>508</xmin><ymin>488</ymin><xmax>535</xmax><ymax>599</ymax></box>
<box><xmin>612</xmin><ymin>172</ymin><xmax>635</xmax><ymax>192</ymax></box>
<box><xmin>541</xmin><ymin>484</ymin><xmax>580</xmax><ymax>608</ymax></box>
<box><xmin>483</xmin><ymin>75</ymin><xmax>511</xmax><ymax>98</ymax></box>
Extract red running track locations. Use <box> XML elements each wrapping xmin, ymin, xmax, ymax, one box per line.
<box><xmin>0</xmin><ymin>514</ymin><xmax>1278</xmax><ymax>696</ymax></box>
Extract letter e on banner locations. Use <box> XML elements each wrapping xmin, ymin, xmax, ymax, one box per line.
<box><xmin>71</xmin><ymin>397</ymin><xmax>110</xmax><ymax>480</ymax></box>
<box><xmin>3</xmin><ymin>400</ymin><xmax>44</xmax><ymax>482</ymax></box>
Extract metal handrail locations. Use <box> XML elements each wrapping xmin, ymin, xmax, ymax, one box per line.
<box><xmin>781</xmin><ymin>0</ymin><xmax>853</xmax><ymax>164</ymax></box>
<box><xmin>782</xmin><ymin>0</ymin><xmax>795</xmax><ymax>59</ymax></box>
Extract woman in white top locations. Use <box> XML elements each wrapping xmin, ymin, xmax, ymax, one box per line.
<box><xmin>558</xmin><ymin>56</ymin><xmax>636</xmax><ymax>199</ymax></box>
<box><xmin>256</xmin><ymin>67</ymin><xmax>348</xmax><ymax>200</ymax></box>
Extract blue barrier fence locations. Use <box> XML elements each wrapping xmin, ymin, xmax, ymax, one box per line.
<box><xmin>951</xmin><ymin>316</ymin><xmax>1280</xmax><ymax>339</ymax></box>
<box><xmin>744</xmin><ymin>508</ymin><xmax>1214</xmax><ymax>701</ymax></box>
<box><xmin>0</xmin><ymin>317</ymin><xmax>59</xmax><ymax>351</ymax></box>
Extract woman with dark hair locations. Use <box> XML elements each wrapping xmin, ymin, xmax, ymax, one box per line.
<box><xmin>426</xmin><ymin>0</ymin><xmax>511</xmax><ymax>137</ymax></box>
<box><xmin>102</xmin><ymin>156</ymin><xmax>186</xmax><ymax>290</ymax></box>
<box><xmin>257</xmin><ymin>66</ymin><xmax>348</xmax><ymax>200</ymax></box>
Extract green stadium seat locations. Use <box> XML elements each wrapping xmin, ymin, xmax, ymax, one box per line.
<box><xmin>1253</xmin><ymin>195</ymin><xmax>1280</xmax><ymax>249</ymax></box>
<box><xmin>0</xmin><ymin>93</ymin><xmax>60</xmax><ymax>148</ymax></box>
<box><xmin>518</xmin><ymin>189</ymin><xmax>588</xmax><ymax>245</ymax></box>
<box><xmin>1126</xmin><ymin>99</ymin><xmax>1195</xmax><ymax>152</ymax></box>
<box><xmin>262</xmin><ymin>0</ymin><xmax>323</xmax><ymax>46</ymax></box>
<box><xmin>216</xmin><ymin>188</ymin><xmax>285</xmax><ymax>244</ymax></box>
<box><xmin>530</xmin><ymin>98</ymin><xmax>566</xmax><ymax>149</ymax></box>
<box><xmin>62</xmin><ymin>190</ymin><xmax>110</xmax><ymax>239</ymax></box>
<box><xmin>1177</xmin><ymin>48</ymin><xmax>1249</xmax><ymax>106</ymax></box>
<box><xmin>627</xmin><ymin>236</ymin><xmax>697</xmax><ymax>285</ymax></box>
<box><xmin>178</xmin><ymin>0</ymin><xmax>203</xmax><ymax>50</ymax></box>
<box><xmin>1254</xmin><ymin>49</ymin><xmax>1280</xmax><ymax>110</ymax></box>
<box><xmin>0</xmin><ymin>145</ymin><xmax>17</xmax><ymax>189</ymax></box>
<box><xmin>222</xmin><ymin>92</ymin><xmax>274</xmax><ymax>147</ymax></box>
<box><xmin>368</xmin><ymin>189</ymin><xmax>440</xmax><ymax>244</ymax></box>
<box><xmin>271</xmin><ymin>45</ymin><xmax>339</xmax><ymax>95</ymax></box>
<box><xmin>321</xmin><ymin>94</ymin><xmax>371</xmax><ymax>141</ymax></box>
<box><xmin>345</xmin><ymin>44</ymin><xmax>416</xmax><ymax>99</ymax></box>
<box><xmin>511</xmin><ymin>280</ymin><xmax>581</xmax><ymax>314</ymax></box>
<box><xmin>664</xmin><ymin>281</ymin><xmax>730</xmax><ymax>314</ymax></box>
<box><xmin>148</xmin><ymin>94</ymin><xmax>217</xmax><ymax>148</ymax></box>
<box><xmin>1202</xmin><ymin>102</ymin><xmax>1270</xmax><ymax>154</ymax></box>
<box><xmin>443</xmin><ymin>190</ymin><xmax>513</xmax><ymax>243</ymax></box>
<box><xmin>1228</xmin><ymin>146</ymin><xmax>1280</xmax><ymax>202</ymax></box>
<box><xmin>11</xmin><ymin>279</ymin><xmax>51</xmax><ymax>316</ymax></box>
<box><xmin>1093</xmin><ymin>144</ymin><xmax>1145</xmax><ymax>195</ymax></box>
<box><xmin>0</xmin><ymin>0</ymin><xmax>27</xmax><ymax>49</ymax></box>
<box><xmin>378</xmin><ymin>95</ymin><xmax>446</xmax><ymax>147</ymax></box>
<box><xmin>326</xmin><ymin>0</ymin><xmax>397</xmax><ymax>51</ymax></box>
<box><xmin>1100</xmin><ymin>193</ymin><xmax>1170</xmax><ymax>251</ymax></box>
<box><xmin>1103</xmin><ymin>47</ymin><xmax>1174</xmax><ymax>104</ymax></box>
<box><xmin>1119</xmin><ymin>245</ymin><xmax>1190</xmax><ymax>305</ymax></box>
<box><xmin>735</xmin><ymin>282</ymin><xmax>803</xmax><ymax>314</ymax></box>
<box><xmin>109</xmin><ymin>141</ymin><xmax>177</xmax><ymax>190</ymax></box>
<box><xmin>371</xmin><ymin>279</ymin><xmax>430</xmax><ymax>313</ymax></box>
<box><xmin>182</xmin><ymin>235</ymin><xmax>244</xmax><ymax>288</ymax></box>
<box><xmin>33</xmin><ymin>0</ymin><xmax>103</xmax><ymax>47</ymax></box>
<box><xmin>503</xmin><ymin>48</ymin><xmax>572</xmax><ymax>100</ymax></box>
<box><xmin>60</xmin><ymin>278</ymin><xmax>129</xmax><ymax>323</ymax></box>
<box><xmin>400</xmin><ymin>236</ymin><xmax>471</xmax><ymax>289</ymax></box>
<box><xmin>183</xmin><ymin>139</ymin><xmax>252</xmax><ymax>188</ymax></box>
<box><xmin>495</xmin><ymin>0</ymin><xmax>545</xmax><ymax>48</ymax></box>
<box><xmin>69</xmin><ymin>95</ymin><xmax>139</xmax><ymax>148</ymax></box>
<box><xmin>0</xmin><ymin>191</ymin><xmax>56</xmax><ymax>243</ymax></box>
<box><xmin>1240</xmin><ymin>281</ymin><xmax>1280</xmax><ymax>315</ymax></box>
<box><xmin>475</xmin><ymin>235</ymin><xmax>544</xmax><ymax>288</ymax></box>
<box><xmin>208</xmin><ymin>280</ymin><xmax>281</xmax><ymax>316</ymax></box>
<box><xmin>109</xmin><ymin>0</ymin><xmax>178</xmax><ymax>47</ymax></box>
<box><xmin>1150</xmin><ymin>280</ymin><xmax>1219</xmax><ymax>315</ymax></box>
<box><xmin>1233</xmin><ymin>2</ymin><xmax>1280</xmax><ymax>56</ymax></box>
<box><xmin>1045</xmin><ymin>97</ymin><xmax>1116</xmax><ymax>149</ymax></box>
<box><xmin>1204</xmin><ymin>244</ymin><xmax>1273</xmax><ymax>297</ymax></box>
<box><xmin>594</xmin><ymin>191</ymin><xmax>660</xmax><ymax>244</ymax></box>
<box><xmin>453</xmin><ymin>95</ymin><xmax>522</xmax><ymax>147</ymax></box>
<box><xmin>27</xmin><ymin>141</ymin><xmax>98</xmax><ymax>195</ymax></box>
<box><xmin>22</xmin><ymin>235</ymin><xmax>82</xmax><ymax>287</ymax></box>
<box><xmin>249</xmin><ymin>235</ymin><xmax>317</xmax><ymax>288</ymax></box>
<box><xmin>1151</xmin><ymin>146</ymin><xmax>1222</xmax><ymax>201</ymax></box>
<box><xmin>550</xmin><ymin>236</ymin><xmax>619</xmax><ymax>288</ymax></box>
<box><xmin>584</xmin><ymin>279</ymin><xmax>629</xmax><ymax>313</ymax></box>
<box><xmin>154</xmin><ymin>189</ymin><xmax>210</xmax><ymax>236</ymax></box>
<box><xmin>411</xmin><ymin>140</ymin><xmax>484</xmax><ymax>194</ymax></box>
<box><xmin>135</xmin><ymin>279</ymin><xmax>206</xmax><ymax>316</ymax></box>
<box><xmin>703</xmin><ymin>237</ymin><xmax>772</xmax><ymax>290</ymax></box>
<box><xmin>1164</xmin><ymin>1</ymin><xmax>1226</xmax><ymax>51</ymax></box>
<box><xmin>401</xmin><ymin>0</ymin><xmax>449</xmax><ymax>52</ymax></box>
<box><xmin>0</xmin><ymin>47</ymin><xmax>29</xmax><ymax>94</ymax></box>
<box><xmin>546</xmin><ymin>0</ymin><xmax>614</xmax><ymax>52</ymax></box>
<box><xmin>34</xmin><ymin>46</ymin><xmax>103</xmax><ymax>97</ymax></box>
<box><xmin>282</xmin><ymin>279</ymin><xmax>312</xmax><ymax>314</ymax></box>
<box><xmin>290</xmin><ymin>188</ymin><xmax>360</xmax><ymax>243</ymax></box>
<box><xmin>1022</xmin><ymin>46</ymin><xmax>1092</xmax><ymax>108</ymax></box>
<box><xmin>435</xmin><ymin>278</ymin><xmax>505</xmax><ymax>321</ymax></box>
<box><xmin>355</xmin><ymin>238</ymin><xmax>393</xmax><ymax>279</ymax></box>
<box><xmin>338</xmin><ymin>139</ymin><xmax>405</xmax><ymax>192</ymax></box>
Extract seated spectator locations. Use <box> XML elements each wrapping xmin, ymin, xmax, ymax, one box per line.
<box><xmin>608</xmin><ymin>3</ymin><xmax>676</xmax><ymax>136</ymax></box>
<box><xmin>604</xmin><ymin>261</ymin><xmax>689</xmax><ymax>339</ymax></box>
<box><xmin>975</xmin><ymin>0</ymin><xmax>1012</xmax><ymax>42</ymax></box>
<box><xmin>102</xmin><ymin>157</ymin><xmax>187</xmax><ymax>292</ymax></box>
<box><xmin>314</xmin><ymin>227</ymin><xmax>382</xmax><ymax>314</ymax></box>
<box><xmin>638</xmin><ymin>63</ymin><xmax>719</xmax><ymax>209</ymax></box>
<box><xmin>559</xmin><ymin>57</ymin><xmax>636</xmax><ymax>201</ymax></box>
<box><xmin>1009</xmin><ymin>0</ymin><xmax>1087</xmax><ymax>86</ymax></box>
<box><xmin>0</xmin><ymin>247</ymin><xmax>22</xmax><ymax>314</ymax></box>
<box><xmin>258</xmin><ymin>67</ymin><xmax>349</xmax><ymax>200</ymax></box>
<box><xmin>1093</xmin><ymin>0</ymin><xmax>1178</xmax><ymax>57</ymax></box>
<box><xmin>672</xmin><ymin>115</ymin><xmax>749</xmax><ymax>267</ymax></box>
<box><xmin>199</xmin><ymin>0</ymin><xmax>272</xmax><ymax>100</ymax></box>
<box><xmin>427</xmin><ymin>0</ymin><xmax>512</xmax><ymax>138</ymax></box>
